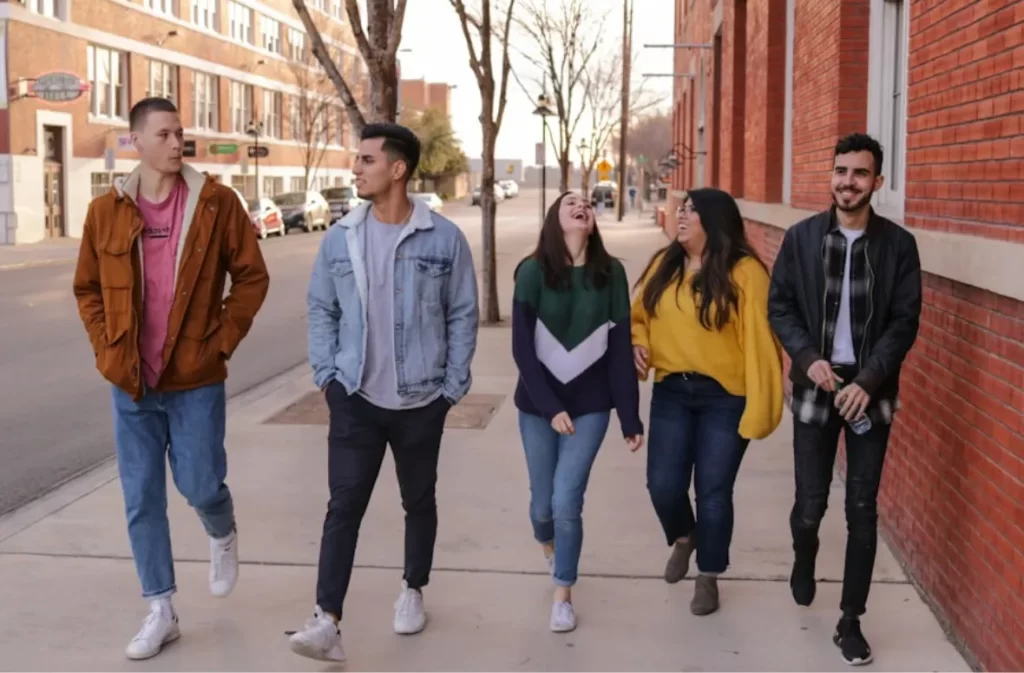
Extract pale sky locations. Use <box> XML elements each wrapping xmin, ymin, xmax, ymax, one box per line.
<box><xmin>397</xmin><ymin>0</ymin><xmax>675</xmax><ymax>164</ymax></box>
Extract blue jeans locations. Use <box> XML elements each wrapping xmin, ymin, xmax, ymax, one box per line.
<box><xmin>111</xmin><ymin>382</ymin><xmax>236</xmax><ymax>598</ymax></box>
<box><xmin>646</xmin><ymin>373</ymin><xmax>749</xmax><ymax>574</ymax></box>
<box><xmin>518</xmin><ymin>411</ymin><xmax>610</xmax><ymax>587</ymax></box>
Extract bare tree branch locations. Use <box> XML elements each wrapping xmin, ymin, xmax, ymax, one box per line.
<box><xmin>387</xmin><ymin>0</ymin><xmax>409</xmax><ymax>55</ymax></box>
<box><xmin>344</xmin><ymin>0</ymin><xmax>375</xmax><ymax>62</ymax></box>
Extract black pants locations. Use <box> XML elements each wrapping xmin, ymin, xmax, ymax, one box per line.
<box><xmin>315</xmin><ymin>384</ymin><xmax>450</xmax><ymax>618</ymax></box>
<box><xmin>790</xmin><ymin>402</ymin><xmax>891</xmax><ymax>618</ymax></box>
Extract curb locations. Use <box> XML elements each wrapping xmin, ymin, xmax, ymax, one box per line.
<box><xmin>0</xmin><ymin>257</ymin><xmax>77</xmax><ymax>272</ymax></box>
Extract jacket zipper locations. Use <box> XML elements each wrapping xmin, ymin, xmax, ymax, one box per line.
<box><xmin>859</xmin><ymin>241</ymin><xmax>874</xmax><ymax>366</ymax></box>
<box><xmin>819</xmin><ymin>234</ymin><xmax>829</xmax><ymax>358</ymax></box>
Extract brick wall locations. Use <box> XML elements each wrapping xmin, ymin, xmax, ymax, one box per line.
<box><xmin>675</xmin><ymin>1</ymin><xmax>1024</xmax><ymax>669</ymax></box>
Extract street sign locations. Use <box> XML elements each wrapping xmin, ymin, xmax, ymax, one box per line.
<box><xmin>247</xmin><ymin>145</ymin><xmax>269</xmax><ymax>159</ymax></box>
<box><xmin>182</xmin><ymin>140</ymin><xmax>196</xmax><ymax>158</ymax></box>
<box><xmin>31</xmin><ymin>72</ymin><xmax>88</xmax><ymax>103</ymax></box>
<box><xmin>535</xmin><ymin>142</ymin><xmax>545</xmax><ymax>165</ymax></box>
<box><xmin>596</xmin><ymin>159</ymin><xmax>612</xmax><ymax>182</ymax></box>
<box><xmin>637</xmin><ymin>155</ymin><xmax>648</xmax><ymax>164</ymax></box>
<box><xmin>209</xmin><ymin>143</ymin><xmax>238</xmax><ymax>155</ymax></box>
<box><xmin>506</xmin><ymin>163</ymin><xmax>515</xmax><ymax>175</ymax></box>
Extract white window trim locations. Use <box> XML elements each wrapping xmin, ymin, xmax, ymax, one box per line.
<box><xmin>866</xmin><ymin>0</ymin><xmax>909</xmax><ymax>221</ymax></box>
<box><xmin>782</xmin><ymin>0</ymin><xmax>795</xmax><ymax>205</ymax></box>
<box><xmin>193</xmin><ymin>72</ymin><xmax>219</xmax><ymax>131</ymax></box>
<box><xmin>230</xmin><ymin>81</ymin><xmax>253</xmax><ymax>134</ymax></box>
<box><xmin>87</xmin><ymin>45</ymin><xmax>128</xmax><ymax>121</ymax></box>
<box><xmin>261</xmin><ymin>15</ymin><xmax>281</xmax><ymax>54</ymax></box>
<box><xmin>149</xmin><ymin>60</ymin><xmax>177</xmax><ymax>103</ymax></box>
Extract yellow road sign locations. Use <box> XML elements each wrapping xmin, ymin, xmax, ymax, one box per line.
<box><xmin>506</xmin><ymin>163</ymin><xmax>515</xmax><ymax>175</ymax></box>
<box><xmin>596</xmin><ymin>159</ymin><xmax>612</xmax><ymax>181</ymax></box>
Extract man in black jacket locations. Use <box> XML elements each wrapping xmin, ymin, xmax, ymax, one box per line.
<box><xmin>768</xmin><ymin>133</ymin><xmax>922</xmax><ymax>666</ymax></box>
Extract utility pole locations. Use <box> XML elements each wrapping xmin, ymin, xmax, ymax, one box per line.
<box><xmin>616</xmin><ymin>0</ymin><xmax>633</xmax><ymax>221</ymax></box>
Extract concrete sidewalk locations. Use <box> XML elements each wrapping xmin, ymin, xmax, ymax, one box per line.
<box><xmin>0</xmin><ymin>217</ymin><xmax>968</xmax><ymax>671</ymax></box>
<box><xmin>0</xmin><ymin>238</ymin><xmax>82</xmax><ymax>271</ymax></box>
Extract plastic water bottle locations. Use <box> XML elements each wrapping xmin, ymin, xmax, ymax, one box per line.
<box><xmin>848</xmin><ymin>414</ymin><xmax>872</xmax><ymax>435</ymax></box>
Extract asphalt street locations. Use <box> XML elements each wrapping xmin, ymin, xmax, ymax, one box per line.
<box><xmin>0</xmin><ymin>189</ymin><xmax>556</xmax><ymax>516</ymax></box>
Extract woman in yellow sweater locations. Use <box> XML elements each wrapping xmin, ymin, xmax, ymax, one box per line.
<box><xmin>631</xmin><ymin>187</ymin><xmax>783</xmax><ymax>616</ymax></box>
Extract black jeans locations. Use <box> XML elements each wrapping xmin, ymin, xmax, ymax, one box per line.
<box><xmin>315</xmin><ymin>383</ymin><xmax>451</xmax><ymax>618</ymax></box>
<box><xmin>790</xmin><ymin>403</ymin><xmax>891</xmax><ymax>617</ymax></box>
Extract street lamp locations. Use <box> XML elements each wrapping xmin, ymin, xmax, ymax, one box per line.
<box><xmin>533</xmin><ymin>91</ymin><xmax>555</xmax><ymax>220</ymax></box>
<box><xmin>246</xmin><ymin>120</ymin><xmax>263</xmax><ymax>202</ymax></box>
<box><xmin>577</xmin><ymin>139</ymin><xmax>589</xmax><ymax>192</ymax></box>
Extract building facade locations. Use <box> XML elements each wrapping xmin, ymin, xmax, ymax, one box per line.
<box><xmin>0</xmin><ymin>0</ymin><xmax>368</xmax><ymax>244</ymax></box>
<box><xmin>399</xmin><ymin>78</ymin><xmax>451</xmax><ymax>119</ymax></box>
<box><xmin>670</xmin><ymin>0</ymin><xmax>1024</xmax><ymax>669</ymax></box>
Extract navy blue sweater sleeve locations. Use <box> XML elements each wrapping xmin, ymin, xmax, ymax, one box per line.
<box><xmin>608</xmin><ymin>262</ymin><xmax>644</xmax><ymax>437</ymax></box>
<box><xmin>512</xmin><ymin>262</ymin><xmax>565</xmax><ymax>420</ymax></box>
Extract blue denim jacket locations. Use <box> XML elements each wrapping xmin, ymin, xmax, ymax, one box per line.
<box><xmin>307</xmin><ymin>199</ymin><xmax>479</xmax><ymax>404</ymax></box>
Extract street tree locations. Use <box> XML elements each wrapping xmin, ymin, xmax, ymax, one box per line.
<box><xmin>614</xmin><ymin>110</ymin><xmax>672</xmax><ymax>195</ymax></box>
<box><xmin>513</xmin><ymin>0</ymin><xmax>604</xmax><ymax>193</ymax></box>
<box><xmin>400</xmin><ymin>108</ymin><xmax>469</xmax><ymax>191</ymax></box>
<box><xmin>448</xmin><ymin>0</ymin><xmax>517</xmax><ymax>325</ymax></box>
<box><xmin>289</xmin><ymin>48</ymin><xmax>338</xmax><ymax>191</ymax></box>
<box><xmin>290</xmin><ymin>0</ymin><xmax>408</xmax><ymax>132</ymax></box>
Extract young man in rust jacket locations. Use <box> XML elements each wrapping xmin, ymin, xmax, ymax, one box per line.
<box><xmin>73</xmin><ymin>98</ymin><xmax>269</xmax><ymax>660</ymax></box>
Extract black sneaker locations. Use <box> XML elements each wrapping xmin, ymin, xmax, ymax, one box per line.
<box><xmin>833</xmin><ymin>616</ymin><xmax>873</xmax><ymax>666</ymax></box>
<box><xmin>790</xmin><ymin>538</ymin><xmax>818</xmax><ymax>606</ymax></box>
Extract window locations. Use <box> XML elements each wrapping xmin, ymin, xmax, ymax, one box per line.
<box><xmin>87</xmin><ymin>45</ymin><xmax>128</xmax><ymax>120</ymax></box>
<box><xmin>867</xmin><ymin>0</ymin><xmax>908</xmax><ymax>218</ymax></box>
<box><xmin>27</xmin><ymin>0</ymin><xmax>62</xmax><ymax>18</ymax></box>
<box><xmin>311</xmin><ymin>0</ymin><xmax>326</xmax><ymax>12</ymax></box>
<box><xmin>290</xmin><ymin>177</ymin><xmax>307</xmax><ymax>192</ymax></box>
<box><xmin>263</xmin><ymin>176</ymin><xmax>283</xmax><ymax>197</ymax></box>
<box><xmin>144</xmin><ymin>0</ymin><xmax>175</xmax><ymax>15</ymax></box>
<box><xmin>230</xmin><ymin>81</ymin><xmax>254</xmax><ymax>134</ymax></box>
<box><xmin>91</xmin><ymin>172</ymin><xmax>111</xmax><ymax>199</ymax></box>
<box><xmin>289</xmin><ymin>28</ymin><xmax>306</xmax><ymax>62</ymax></box>
<box><xmin>330</xmin><ymin>0</ymin><xmax>343</xmax><ymax>20</ymax></box>
<box><xmin>228</xmin><ymin>1</ymin><xmax>253</xmax><ymax>44</ymax></box>
<box><xmin>262</xmin><ymin>91</ymin><xmax>282</xmax><ymax>138</ymax></box>
<box><xmin>191</xmin><ymin>0</ymin><xmax>217</xmax><ymax>30</ymax></box>
<box><xmin>288</xmin><ymin>95</ymin><xmax>303</xmax><ymax>140</ymax></box>
<box><xmin>193</xmin><ymin>72</ymin><xmax>218</xmax><ymax>131</ymax></box>
<box><xmin>261</xmin><ymin>15</ymin><xmax>281</xmax><ymax>54</ymax></box>
<box><xmin>334</xmin><ymin>106</ymin><xmax>345</xmax><ymax>146</ymax></box>
<box><xmin>149</xmin><ymin>61</ymin><xmax>177</xmax><ymax>104</ymax></box>
<box><xmin>231</xmin><ymin>174</ymin><xmax>256</xmax><ymax>199</ymax></box>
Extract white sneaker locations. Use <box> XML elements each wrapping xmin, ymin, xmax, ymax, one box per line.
<box><xmin>125</xmin><ymin>603</ymin><xmax>180</xmax><ymax>660</ymax></box>
<box><xmin>289</xmin><ymin>606</ymin><xmax>346</xmax><ymax>662</ymax></box>
<box><xmin>393</xmin><ymin>581</ymin><xmax>427</xmax><ymax>634</ymax></box>
<box><xmin>550</xmin><ymin>601</ymin><xmax>577</xmax><ymax>633</ymax></box>
<box><xmin>209</xmin><ymin>530</ymin><xmax>238</xmax><ymax>597</ymax></box>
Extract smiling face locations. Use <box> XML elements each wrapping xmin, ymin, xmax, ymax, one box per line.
<box><xmin>132</xmin><ymin>110</ymin><xmax>184</xmax><ymax>175</ymax></box>
<box><xmin>557</xmin><ymin>192</ymin><xmax>594</xmax><ymax>234</ymax></box>
<box><xmin>831</xmin><ymin>150</ymin><xmax>884</xmax><ymax>213</ymax></box>
<box><xmin>675</xmin><ymin>198</ymin><xmax>707</xmax><ymax>254</ymax></box>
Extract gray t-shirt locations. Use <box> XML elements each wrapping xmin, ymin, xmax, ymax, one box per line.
<box><xmin>358</xmin><ymin>209</ymin><xmax>437</xmax><ymax>410</ymax></box>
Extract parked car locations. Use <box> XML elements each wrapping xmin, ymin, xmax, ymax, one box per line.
<box><xmin>591</xmin><ymin>181</ymin><xmax>618</xmax><ymax>208</ymax></box>
<box><xmin>247</xmin><ymin>197</ymin><xmax>285</xmax><ymax>239</ymax></box>
<box><xmin>499</xmin><ymin>179</ymin><xmax>519</xmax><ymax>198</ymax></box>
<box><xmin>471</xmin><ymin>184</ymin><xmax>506</xmax><ymax>206</ymax></box>
<box><xmin>321</xmin><ymin>186</ymin><xmax>363</xmax><ymax>222</ymax></box>
<box><xmin>272</xmin><ymin>191</ymin><xmax>331</xmax><ymax>233</ymax></box>
<box><xmin>412</xmin><ymin>192</ymin><xmax>444</xmax><ymax>212</ymax></box>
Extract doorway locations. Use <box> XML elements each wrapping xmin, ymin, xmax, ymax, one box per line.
<box><xmin>42</xmin><ymin>125</ymin><xmax>65</xmax><ymax>238</ymax></box>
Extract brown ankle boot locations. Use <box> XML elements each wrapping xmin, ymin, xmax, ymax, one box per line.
<box><xmin>690</xmin><ymin>575</ymin><xmax>719</xmax><ymax>615</ymax></box>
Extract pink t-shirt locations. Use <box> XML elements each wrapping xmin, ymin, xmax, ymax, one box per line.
<box><xmin>137</xmin><ymin>178</ymin><xmax>188</xmax><ymax>389</ymax></box>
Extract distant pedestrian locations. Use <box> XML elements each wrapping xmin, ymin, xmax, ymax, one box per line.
<box><xmin>628</xmin><ymin>185</ymin><xmax>637</xmax><ymax>209</ymax></box>
<box><xmin>631</xmin><ymin>187</ymin><xmax>783</xmax><ymax>616</ymax></box>
<box><xmin>768</xmin><ymin>133</ymin><xmax>922</xmax><ymax>666</ymax></box>
<box><xmin>289</xmin><ymin>122</ymin><xmax>479</xmax><ymax>663</ymax></box>
<box><xmin>72</xmin><ymin>97</ymin><xmax>269</xmax><ymax>660</ymax></box>
<box><xmin>511</xmin><ymin>192</ymin><xmax>643</xmax><ymax>633</ymax></box>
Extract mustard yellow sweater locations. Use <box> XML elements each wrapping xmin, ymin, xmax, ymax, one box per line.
<box><xmin>630</xmin><ymin>255</ymin><xmax>784</xmax><ymax>440</ymax></box>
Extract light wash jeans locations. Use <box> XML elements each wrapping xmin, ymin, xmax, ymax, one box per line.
<box><xmin>111</xmin><ymin>382</ymin><xmax>235</xmax><ymax>598</ymax></box>
<box><xmin>518</xmin><ymin>410</ymin><xmax>610</xmax><ymax>588</ymax></box>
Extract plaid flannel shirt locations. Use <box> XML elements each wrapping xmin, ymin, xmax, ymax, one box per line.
<box><xmin>789</xmin><ymin>225</ymin><xmax>898</xmax><ymax>427</ymax></box>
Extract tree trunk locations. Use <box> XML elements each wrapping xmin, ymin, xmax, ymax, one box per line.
<box><xmin>480</xmin><ymin>120</ymin><xmax>500</xmax><ymax>324</ymax></box>
<box><xmin>368</xmin><ymin>63</ymin><xmax>398</xmax><ymax>122</ymax></box>
<box><xmin>558</xmin><ymin>150</ymin><xmax>570</xmax><ymax>193</ymax></box>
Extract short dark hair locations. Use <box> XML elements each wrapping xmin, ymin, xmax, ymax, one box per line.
<box><xmin>834</xmin><ymin>133</ymin><xmax>883</xmax><ymax>176</ymax></box>
<box><xmin>360</xmin><ymin>122</ymin><xmax>421</xmax><ymax>182</ymax></box>
<box><xmin>129</xmin><ymin>97</ymin><xmax>179</xmax><ymax>131</ymax></box>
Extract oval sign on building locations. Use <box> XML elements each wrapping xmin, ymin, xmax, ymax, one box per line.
<box><xmin>31</xmin><ymin>72</ymin><xmax>89</xmax><ymax>103</ymax></box>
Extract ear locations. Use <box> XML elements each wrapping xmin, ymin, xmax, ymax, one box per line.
<box><xmin>873</xmin><ymin>174</ymin><xmax>885</xmax><ymax>192</ymax></box>
<box><xmin>391</xmin><ymin>159</ymin><xmax>407</xmax><ymax>183</ymax></box>
<box><xmin>130</xmin><ymin>131</ymin><xmax>142</xmax><ymax>153</ymax></box>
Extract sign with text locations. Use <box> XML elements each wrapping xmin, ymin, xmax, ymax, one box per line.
<box><xmin>596</xmin><ymin>159</ymin><xmax>612</xmax><ymax>182</ymax></box>
<box><xmin>247</xmin><ymin>145</ymin><xmax>269</xmax><ymax>159</ymax></box>
<box><xmin>182</xmin><ymin>140</ymin><xmax>196</xmax><ymax>158</ymax></box>
<box><xmin>209</xmin><ymin>143</ymin><xmax>238</xmax><ymax>155</ymax></box>
<box><xmin>30</xmin><ymin>72</ymin><xmax>88</xmax><ymax>103</ymax></box>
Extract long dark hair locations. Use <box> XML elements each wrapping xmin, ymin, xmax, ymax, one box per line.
<box><xmin>514</xmin><ymin>191</ymin><xmax>614</xmax><ymax>291</ymax></box>
<box><xmin>635</xmin><ymin>187</ymin><xmax>765</xmax><ymax>330</ymax></box>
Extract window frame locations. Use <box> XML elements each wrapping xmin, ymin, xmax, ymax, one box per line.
<box><xmin>190</xmin><ymin>0</ymin><xmax>218</xmax><ymax>31</ymax></box>
<box><xmin>230</xmin><ymin>80</ymin><xmax>254</xmax><ymax>135</ymax></box>
<box><xmin>87</xmin><ymin>45</ymin><xmax>128</xmax><ymax>121</ymax></box>
<box><xmin>192</xmin><ymin>72</ymin><xmax>219</xmax><ymax>131</ymax></box>
<box><xmin>866</xmin><ymin>0</ymin><xmax>909</xmax><ymax>221</ymax></box>
<box><xmin>148</xmin><ymin>60</ymin><xmax>178</xmax><ymax>104</ymax></box>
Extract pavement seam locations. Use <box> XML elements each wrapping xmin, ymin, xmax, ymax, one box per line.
<box><xmin>0</xmin><ymin>550</ymin><xmax>913</xmax><ymax>585</ymax></box>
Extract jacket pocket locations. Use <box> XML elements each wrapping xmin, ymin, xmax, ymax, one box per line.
<box><xmin>99</xmin><ymin>237</ymin><xmax>134</xmax><ymax>289</ymax></box>
<box><xmin>414</xmin><ymin>257</ymin><xmax>451</xmax><ymax>306</ymax></box>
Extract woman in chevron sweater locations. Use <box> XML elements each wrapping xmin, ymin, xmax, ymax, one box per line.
<box><xmin>631</xmin><ymin>187</ymin><xmax>783</xmax><ymax>617</ymax></box>
<box><xmin>512</xmin><ymin>191</ymin><xmax>644</xmax><ymax>633</ymax></box>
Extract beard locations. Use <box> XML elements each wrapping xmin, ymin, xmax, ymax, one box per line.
<box><xmin>832</xmin><ymin>187</ymin><xmax>873</xmax><ymax>213</ymax></box>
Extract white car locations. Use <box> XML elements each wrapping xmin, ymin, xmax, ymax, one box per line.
<box><xmin>247</xmin><ymin>197</ymin><xmax>286</xmax><ymax>239</ymax></box>
<box><xmin>499</xmin><ymin>180</ymin><xmax>519</xmax><ymax>198</ymax></box>
<box><xmin>412</xmin><ymin>192</ymin><xmax>444</xmax><ymax>212</ymax></box>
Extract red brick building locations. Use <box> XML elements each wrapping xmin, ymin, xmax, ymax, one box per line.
<box><xmin>669</xmin><ymin>1</ymin><xmax>1024</xmax><ymax>669</ymax></box>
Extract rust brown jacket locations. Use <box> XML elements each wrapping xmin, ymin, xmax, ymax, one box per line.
<box><xmin>73</xmin><ymin>164</ymin><xmax>270</xmax><ymax>401</ymax></box>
